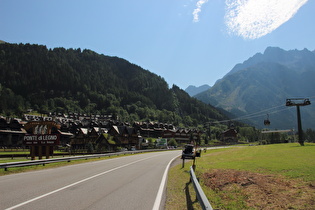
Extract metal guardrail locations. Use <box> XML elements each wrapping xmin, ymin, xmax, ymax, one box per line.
<box><xmin>0</xmin><ymin>149</ymin><xmax>162</xmax><ymax>171</ymax></box>
<box><xmin>190</xmin><ymin>166</ymin><xmax>213</xmax><ymax>210</ymax></box>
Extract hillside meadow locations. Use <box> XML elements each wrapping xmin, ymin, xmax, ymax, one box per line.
<box><xmin>166</xmin><ymin>143</ymin><xmax>315</xmax><ymax>210</ymax></box>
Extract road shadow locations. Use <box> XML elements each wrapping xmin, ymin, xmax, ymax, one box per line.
<box><xmin>184</xmin><ymin>181</ymin><xmax>198</xmax><ymax>210</ymax></box>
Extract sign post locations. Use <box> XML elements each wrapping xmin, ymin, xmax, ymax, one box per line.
<box><xmin>23</xmin><ymin>134</ymin><xmax>60</xmax><ymax>159</ymax></box>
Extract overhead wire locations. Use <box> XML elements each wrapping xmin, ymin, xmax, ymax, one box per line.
<box><xmin>208</xmin><ymin>96</ymin><xmax>315</xmax><ymax>124</ymax></box>
<box><xmin>211</xmin><ymin>102</ymin><xmax>294</xmax><ymax>124</ymax></box>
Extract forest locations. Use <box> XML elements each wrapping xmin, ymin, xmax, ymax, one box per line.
<box><xmin>2</xmin><ymin>43</ymin><xmax>315</xmax><ymax>144</ymax></box>
<box><xmin>0</xmin><ymin>43</ymin><xmax>228</xmax><ymax>127</ymax></box>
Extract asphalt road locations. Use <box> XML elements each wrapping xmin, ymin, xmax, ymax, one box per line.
<box><xmin>0</xmin><ymin>150</ymin><xmax>181</xmax><ymax>210</ymax></box>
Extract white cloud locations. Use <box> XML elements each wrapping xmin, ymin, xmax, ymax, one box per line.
<box><xmin>225</xmin><ymin>0</ymin><xmax>309</xmax><ymax>39</ymax></box>
<box><xmin>193</xmin><ymin>0</ymin><xmax>208</xmax><ymax>22</ymax></box>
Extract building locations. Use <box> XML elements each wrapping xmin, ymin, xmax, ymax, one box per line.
<box><xmin>0</xmin><ymin>117</ymin><xmax>26</xmax><ymax>147</ymax></box>
<box><xmin>221</xmin><ymin>128</ymin><xmax>238</xmax><ymax>144</ymax></box>
<box><xmin>107</xmin><ymin>125</ymin><xmax>140</xmax><ymax>149</ymax></box>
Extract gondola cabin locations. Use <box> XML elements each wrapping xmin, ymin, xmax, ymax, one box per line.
<box><xmin>264</xmin><ymin>119</ymin><xmax>270</xmax><ymax>126</ymax></box>
<box><xmin>264</xmin><ymin>114</ymin><xmax>270</xmax><ymax>126</ymax></box>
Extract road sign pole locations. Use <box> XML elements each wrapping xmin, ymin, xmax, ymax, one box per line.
<box><xmin>38</xmin><ymin>146</ymin><xmax>43</xmax><ymax>160</ymax></box>
<box><xmin>31</xmin><ymin>146</ymin><xmax>35</xmax><ymax>160</ymax></box>
<box><xmin>46</xmin><ymin>146</ymin><xmax>50</xmax><ymax>159</ymax></box>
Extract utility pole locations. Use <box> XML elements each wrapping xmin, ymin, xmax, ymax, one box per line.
<box><xmin>286</xmin><ymin>98</ymin><xmax>311</xmax><ymax>146</ymax></box>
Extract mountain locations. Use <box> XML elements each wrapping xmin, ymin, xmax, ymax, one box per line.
<box><xmin>185</xmin><ymin>84</ymin><xmax>211</xmax><ymax>97</ymax></box>
<box><xmin>195</xmin><ymin>47</ymin><xmax>315</xmax><ymax>129</ymax></box>
<box><xmin>0</xmin><ymin>43</ymin><xmax>228</xmax><ymax>126</ymax></box>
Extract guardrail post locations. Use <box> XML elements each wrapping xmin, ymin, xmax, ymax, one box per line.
<box><xmin>192</xmin><ymin>158</ymin><xmax>196</xmax><ymax>171</ymax></box>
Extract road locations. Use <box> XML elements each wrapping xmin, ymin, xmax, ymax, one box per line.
<box><xmin>0</xmin><ymin>150</ymin><xmax>180</xmax><ymax>210</ymax></box>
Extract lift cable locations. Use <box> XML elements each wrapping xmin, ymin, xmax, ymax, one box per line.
<box><xmin>212</xmin><ymin>103</ymin><xmax>294</xmax><ymax>124</ymax></box>
<box><xmin>208</xmin><ymin>96</ymin><xmax>314</xmax><ymax>125</ymax></box>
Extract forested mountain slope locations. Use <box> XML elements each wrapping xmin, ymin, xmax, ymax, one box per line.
<box><xmin>0</xmin><ymin>43</ymin><xmax>227</xmax><ymax>126</ymax></box>
<box><xmin>195</xmin><ymin>47</ymin><xmax>315</xmax><ymax>129</ymax></box>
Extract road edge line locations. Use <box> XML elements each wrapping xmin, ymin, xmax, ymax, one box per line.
<box><xmin>152</xmin><ymin>154</ymin><xmax>180</xmax><ymax>210</ymax></box>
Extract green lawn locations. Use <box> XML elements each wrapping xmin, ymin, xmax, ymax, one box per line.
<box><xmin>199</xmin><ymin>143</ymin><xmax>315</xmax><ymax>181</ymax></box>
<box><xmin>166</xmin><ymin>143</ymin><xmax>315</xmax><ymax>210</ymax></box>
<box><xmin>0</xmin><ymin>150</ymin><xmax>29</xmax><ymax>155</ymax></box>
<box><xmin>0</xmin><ymin>150</ymin><xmax>65</xmax><ymax>155</ymax></box>
<box><xmin>0</xmin><ymin>153</ymin><xmax>131</xmax><ymax>175</ymax></box>
<box><xmin>0</xmin><ymin>150</ymin><xmax>68</xmax><ymax>164</ymax></box>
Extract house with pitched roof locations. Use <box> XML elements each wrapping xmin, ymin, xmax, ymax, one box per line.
<box><xmin>221</xmin><ymin>128</ymin><xmax>238</xmax><ymax>144</ymax></box>
<box><xmin>107</xmin><ymin>125</ymin><xmax>140</xmax><ymax>149</ymax></box>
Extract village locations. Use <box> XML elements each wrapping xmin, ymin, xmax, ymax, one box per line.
<box><xmin>0</xmin><ymin>113</ymin><xmax>238</xmax><ymax>153</ymax></box>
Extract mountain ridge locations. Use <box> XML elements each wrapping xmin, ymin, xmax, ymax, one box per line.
<box><xmin>227</xmin><ymin>47</ymin><xmax>315</xmax><ymax>76</ymax></box>
<box><xmin>185</xmin><ymin>84</ymin><xmax>211</xmax><ymax>97</ymax></box>
<box><xmin>195</xmin><ymin>47</ymin><xmax>315</xmax><ymax>129</ymax></box>
<box><xmin>0</xmin><ymin>43</ymin><xmax>228</xmax><ymax>126</ymax></box>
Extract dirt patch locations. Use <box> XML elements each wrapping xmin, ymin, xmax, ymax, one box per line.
<box><xmin>202</xmin><ymin>169</ymin><xmax>315</xmax><ymax>209</ymax></box>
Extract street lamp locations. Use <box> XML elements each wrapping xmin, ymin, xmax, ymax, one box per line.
<box><xmin>286</xmin><ymin>98</ymin><xmax>311</xmax><ymax>146</ymax></box>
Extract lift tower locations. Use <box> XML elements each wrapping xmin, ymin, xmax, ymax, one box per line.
<box><xmin>286</xmin><ymin>98</ymin><xmax>311</xmax><ymax>146</ymax></box>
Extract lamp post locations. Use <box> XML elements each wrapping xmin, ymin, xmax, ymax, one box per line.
<box><xmin>286</xmin><ymin>98</ymin><xmax>311</xmax><ymax>146</ymax></box>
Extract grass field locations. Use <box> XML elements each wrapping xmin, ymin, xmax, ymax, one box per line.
<box><xmin>166</xmin><ymin>143</ymin><xmax>315</xmax><ymax>210</ymax></box>
<box><xmin>0</xmin><ymin>149</ymin><xmax>65</xmax><ymax>155</ymax></box>
<box><xmin>0</xmin><ymin>150</ymin><xmax>69</xmax><ymax>164</ymax></box>
<box><xmin>0</xmin><ymin>154</ymin><xmax>126</xmax><ymax>176</ymax></box>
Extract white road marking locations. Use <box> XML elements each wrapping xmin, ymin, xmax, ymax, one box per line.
<box><xmin>5</xmin><ymin>155</ymin><xmax>161</xmax><ymax>210</ymax></box>
<box><xmin>152</xmin><ymin>154</ymin><xmax>180</xmax><ymax>210</ymax></box>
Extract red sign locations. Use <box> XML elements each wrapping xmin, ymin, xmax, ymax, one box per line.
<box><xmin>23</xmin><ymin>134</ymin><xmax>60</xmax><ymax>145</ymax></box>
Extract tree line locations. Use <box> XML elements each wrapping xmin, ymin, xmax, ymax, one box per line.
<box><xmin>0</xmin><ymin>43</ymin><xmax>227</xmax><ymax>126</ymax></box>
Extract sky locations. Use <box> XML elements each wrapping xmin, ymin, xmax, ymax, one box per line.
<box><xmin>1</xmin><ymin>0</ymin><xmax>315</xmax><ymax>90</ymax></box>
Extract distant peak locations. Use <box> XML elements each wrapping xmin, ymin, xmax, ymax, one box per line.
<box><xmin>185</xmin><ymin>84</ymin><xmax>211</xmax><ymax>97</ymax></box>
<box><xmin>226</xmin><ymin>46</ymin><xmax>315</xmax><ymax>76</ymax></box>
<box><xmin>263</xmin><ymin>46</ymin><xmax>284</xmax><ymax>55</ymax></box>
